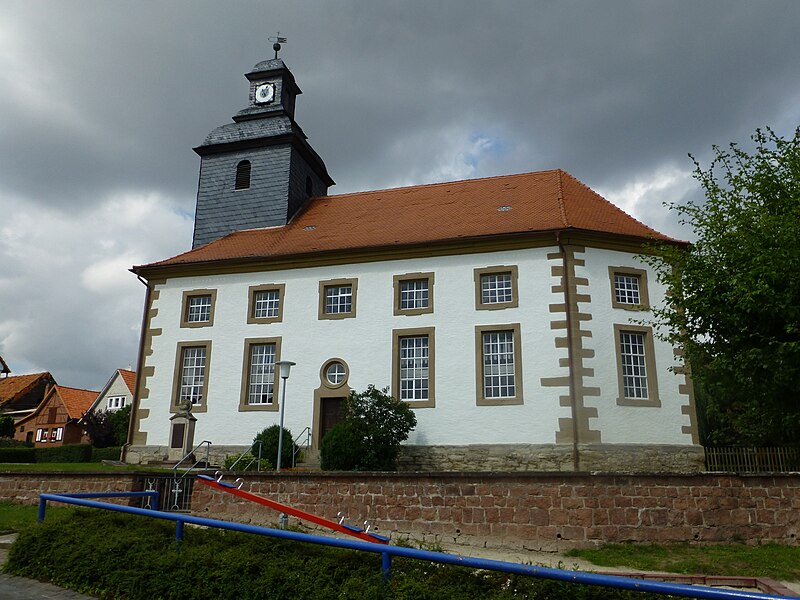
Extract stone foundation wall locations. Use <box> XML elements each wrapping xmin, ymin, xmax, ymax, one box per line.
<box><xmin>123</xmin><ymin>445</ymin><xmax>250</xmax><ymax>467</ymax></box>
<box><xmin>3</xmin><ymin>471</ymin><xmax>797</xmax><ymax>553</ymax></box>
<box><xmin>397</xmin><ymin>444</ymin><xmax>705</xmax><ymax>473</ymax></box>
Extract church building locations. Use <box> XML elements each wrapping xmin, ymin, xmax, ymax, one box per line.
<box><xmin>125</xmin><ymin>55</ymin><xmax>701</xmax><ymax>472</ymax></box>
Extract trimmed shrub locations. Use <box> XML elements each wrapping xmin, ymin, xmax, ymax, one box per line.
<box><xmin>0</xmin><ymin>446</ymin><xmax>36</xmax><ymax>463</ymax></box>
<box><xmin>34</xmin><ymin>444</ymin><xmax>92</xmax><ymax>463</ymax></box>
<box><xmin>253</xmin><ymin>425</ymin><xmax>297</xmax><ymax>469</ymax></box>
<box><xmin>320</xmin><ymin>422</ymin><xmax>363</xmax><ymax>471</ymax></box>
<box><xmin>90</xmin><ymin>446</ymin><xmax>122</xmax><ymax>462</ymax></box>
<box><xmin>223</xmin><ymin>452</ymin><xmax>271</xmax><ymax>471</ymax></box>
<box><xmin>0</xmin><ymin>437</ymin><xmax>33</xmax><ymax>448</ymax></box>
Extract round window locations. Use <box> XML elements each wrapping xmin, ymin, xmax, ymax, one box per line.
<box><xmin>325</xmin><ymin>362</ymin><xmax>346</xmax><ymax>386</ymax></box>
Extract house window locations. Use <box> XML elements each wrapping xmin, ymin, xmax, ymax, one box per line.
<box><xmin>318</xmin><ymin>278</ymin><xmax>358</xmax><ymax>320</ymax></box>
<box><xmin>235</xmin><ymin>160</ymin><xmax>251</xmax><ymax>190</ymax></box>
<box><xmin>325</xmin><ymin>361</ymin><xmax>347</xmax><ymax>386</ymax></box>
<box><xmin>41</xmin><ymin>428</ymin><xmax>49</xmax><ymax>443</ymax></box>
<box><xmin>48</xmin><ymin>407</ymin><xmax>57</xmax><ymax>423</ymax></box>
<box><xmin>613</xmin><ymin>324</ymin><xmax>660</xmax><ymax>406</ymax></box>
<box><xmin>474</xmin><ymin>266</ymin><xmax>519</xmax><ymax>310</ymax></box>
<box><xmin>393</xmin><ymin>273</ymin><xmax>434</xmax><ymax>316</ymax></box>
<box><xmin>50</xmin><ymin>428</ymin><xmax>57</xmax><ymax>442</ymax></box>
<box><xmin>55</xmin><ymin>427</ymin><xmax>63</xmax><ymax>441</ymax></box>
<box><xmin>172</xmin><ymin>341</ymin><xmax>212</xmax><ymax>412</ymax></box>
<box><xmin>609</xmin><ymin>267</ymin><xmax>650</xmax><ymax>309</ymax></box>
<box><xmin>239</xmin><ymin>338</ymin><xmax>281</xmax><ymax>412</ymax></box>
<box><xmin>392</xmin><ymin>327</ymin><xmax>435</xmax><ymax>408</ymax></box>
<box><xmin>475</xmin><ymin>323</ymin><xmax>523</xmax><ymax>405</ymax></box>
<box><xmin>247</xmin><ymin>284</ymin><xmax>285</xmax><ymax>324</ymax></box>
<box><xmin>107</xmin><ymin>396</ymin><xmax>126</xmax><ymax>410</ymax></box>
<box><xmin>181</xmin><ymin>289</ymin><xmax>217</xmax><ymax>328</ymax></box>
<box><xmin>36</xmin><ymin>428</ymin><xmax>44</xmax><ymax>442</ymax></box>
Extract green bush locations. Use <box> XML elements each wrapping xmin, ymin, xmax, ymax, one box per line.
<box><xmin>321</xmin><ymin>385</ymin><xmax>417</xmax><ymax>471</ymax></box>
<box><xmin>320</xmin><ymin>422</ymin><xmax>363</xmax><ymax>470</ymax></box>
<box><xmin>34</xmin><ymin>444</ymin><xmax>92</xmax><ymax>463</ymax></box>
<box><xmin>0</xmin><ymin>447</ymin><xmax>36</xmax><ymax>463</ymax></box>
<box><xmin>223</xmin><ymin>452</ymin><xmax>271</xmax><ymax>471</ymax></box>
<box><xmin>109</xmin><ymin>405</ymin><xmax>132</xmax><ymax>446</ymax></box>
<box><xmin>253</xmin><ymin>425</ymin><xmax>297</xmax><ymax>469</ymax></box>
<box><xmin>90</xmin><ymin>446</ymin><xmax>121</xmax><ymax>462</ymax></box>
<box><xmin>0</xmin><ymin>437</ymin><xmax>33</xmax><ymax>448</ymax></box>
<box><xmin>5</xmin><ymin>510</ymin><xmax>675</xmax><ymax>599</ymax></box>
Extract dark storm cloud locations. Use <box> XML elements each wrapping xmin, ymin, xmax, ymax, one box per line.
<box><xmin>1</xmin><ymin>0</ymin><xmax>799</xmax><ymax>388</ymax></box>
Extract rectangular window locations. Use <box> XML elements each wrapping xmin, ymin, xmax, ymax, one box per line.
<box><xmin>106</xmin><ymin>396</ymin><xmax>125</xmax><ymax>410</ymax></box>
<box><xmin>393</xmin><ymin>273</ymin><xmax>434</xmax><ymax>316</ymax></box>
<box><xmin>55</xmin><ymin>427</ymin><xmax>63</xmax><ymax>441</ymax></box>
<box><xmin>474</xmin><ymin>266</ymin><xmax>519</xmax><ymax>310</ymax></box>
<box><xmin>171</xmin><ymin>341</ymin><xmax>212</xmax><ymax>413</ymax></box>
<box><xmin>41</xmin><ymin>429</ymin><xmax>48</xmax><ymax>443</ymax></box>
<box><xmin>247</xmin><ymin>343</ymin><xmax>277</xmax><ymax>405</ymax></box>
<box><xmin>475</xmin><ymin>323</ymin><xmax>523</xmax><ymax>405</ymax></box>
<box><xmin>239</xmin><ymin>338</ymin><xmax>282</xmax><ymax>412</ymax></box>
<box><xmin>609</xmin><ymin>267</ymin><xmax>650</xmax><ymax>309</ymax></box>
<box><xmin>318</xmin><ymin>278</ymin><xmax>358</xmax><ymax>320</ymax></box>
<box><xmin>614</xmin><ymin>324</ymin><xmax>660</xmax><ymax>406</ymax></box>
<box><xmin>392</xmin><ymin>327</ymin><xmax>435</xmax><ymax>407</ymax></box>
<box><xmin>180</xmin><ymin>289</ymin><xmax>217</xmax><ymax>328</ymax></box>
<box><xmin>247</xmin><ymin>284</ymin><xmax>285</xmax><ymax>324</ymax></box>
<box><xmin>49</xmin><ymin>428</ymin><xmax>57</xmax><ymax>442</ymax></box>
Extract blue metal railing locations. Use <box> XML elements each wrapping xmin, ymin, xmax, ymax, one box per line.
<box><xmin>36</xmin><ymin>492</ymin><xmax>793</xmax><ymax>600</ymax></box>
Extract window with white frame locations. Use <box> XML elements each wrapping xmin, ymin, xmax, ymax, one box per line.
<box><xmin>49</xmin><ymin>428</ymin><xmax>57</xmax><ymax>442</ymax></box>
<box><xmin>179</xmin><ymin>346</ymin><xmax>207</xmax><ymax>405</ymax></box>
<box><xmin>474</xmin><ymin>266</ymin><xmax>519</xmax><ymax>310</ymax></box>
<box><xmin>106</xmin><ymin>396</ymin><xmax>126</xmax><ymax>410</ymax></box>
<box><xmin>609</xmin><ymin>267</ymin><xmax>650</xmax><ymax>310</ymax></box>
<box><xmin>613</xmin><ymin>324</ymin><xmax>660</xmax><ymax>406</ymax></box>
<box><xmin>181</xmin><ymin>289</ymin><xmax>217</xmax><ymax>328</ymax></box>
<box><xmin>392</xmin><ymin>328</ymin><xmax>435</xmax><ymax>407</ymax></box>
<box><xmin>319</xmin><ymin>278</ymin><xmax>358</xmax><ymax>319</ymax></box>
<box><xmin>55</xmin><ymin>427</ymin><xmax>63</xmax><ymax>441</ymax></box>
<box><xmin>247</xmin><ymin>343</ymin><xmax>277</xmax><ymax>404</ymax></box>
<box><xmin>254</xmin><ymin>290</ymin><xmax>280</xmax><ymax>318</ymax></box>
<box><xmin>36</xmin><ymin>428</ymin><xmax>44</xmax><ymax>442</ymax></box>
<box><xmin>475</xmin><ymin>323</ymin><xmax>523</xmax><ymax>405</ymax></box>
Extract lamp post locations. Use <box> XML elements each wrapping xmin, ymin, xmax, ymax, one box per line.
<box><xmin>275</xmin><ymin>360</ymin><xmax>295</xmax><ymax>472</ymax></box>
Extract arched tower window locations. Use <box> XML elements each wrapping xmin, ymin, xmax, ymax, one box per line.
<box><xmin>235</xmin><ymin>160</ymin><xmax>251</xmax><ymax>190</ymax></box>
<box><xmin>305</xmin><ymin>175</ymin><xmax>313</xmax><ymax>197</ymax></box>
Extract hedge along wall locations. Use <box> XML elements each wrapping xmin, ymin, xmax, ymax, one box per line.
<box><xmin>2</xmin><ymin>471</ymin><xmax>799</xmax><ymax>551</ymax></box>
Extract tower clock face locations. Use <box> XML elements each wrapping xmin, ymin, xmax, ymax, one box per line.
<box><xmin>255</xmin><ymin>82</ymin><xmax>275</xmax><ymax>104</ymax></box>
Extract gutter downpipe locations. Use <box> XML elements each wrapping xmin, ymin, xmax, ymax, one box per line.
<box><xmin>556</xmin><ymin>232</ymin><xmax>581</xmax><ymax>472</ymax></box>
<box><xmin>121</xmin><ymin>273</ymin><xmax>152</xmax><ymax>464</ymax></box>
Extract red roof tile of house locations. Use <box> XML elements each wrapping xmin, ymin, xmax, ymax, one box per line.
<box><xmin>135</xmin><ymin>169</ymin><xmax>682</xmax><ymax>272</ymax></box>
<box><xmin>58</xmin><ymin>386</ymin><xmax>99</xmax><ymax>420</ymax></box>
<box><xmin>0</xmin><ymin>372</ymin><xmax>54</xmax><ymax>408</ymax></box>
<box><xmin>118</xmin><ymin>369</ymin><xmax>137</xmax><ymax>395</ymax></box>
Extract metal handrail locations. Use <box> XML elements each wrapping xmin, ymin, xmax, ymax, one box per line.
<box><xmin>172</xmin><ymin>440</ymin><xmax>212</xmax><ymax>477</ymax></box>
<box><xmin>227</xmin><ymin>441</ymin><xmax>263</xmax><ymax>471</ymax></box>
<box><xmin>37</xmin><ymin>493</ymin><xmax>791</xmax><ymax>599</ymax></box>
<box><xmin>292</xmin><ymin>427</ymin><xmax>312</xmax><ymax>467</ymax></box>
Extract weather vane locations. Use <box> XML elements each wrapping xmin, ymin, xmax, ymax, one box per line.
<box><xmin>269</xmin><ymin>33</ymin><xmax>287</xmax><ymax>59</ymax></box>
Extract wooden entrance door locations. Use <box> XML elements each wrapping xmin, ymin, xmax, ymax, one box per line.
<box><xmin>319</xmin><ymin>397</ymin><xmax>345</xmax><ymax>445</ymax></box>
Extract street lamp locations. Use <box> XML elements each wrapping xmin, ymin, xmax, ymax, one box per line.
<box><xmin>275</xmin><ymin>360</ymin><xmax>295</xmax><ymax>472</ymax></box>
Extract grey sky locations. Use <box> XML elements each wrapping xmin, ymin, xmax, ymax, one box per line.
<box><xmin>1</xmin><ymin>1</ymin><xmax>799</xmax><ymax>389</ymax></box>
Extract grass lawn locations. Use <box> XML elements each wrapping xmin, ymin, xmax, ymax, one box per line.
<box><xmin>0</xmin><ymin>501</ymin><xmax>76</xmax><ymax>533</ymax></box>
<box><xmin>566</xmin><ymin>543</ymin><xmax>800</xmax><ymax>582</ymax></box>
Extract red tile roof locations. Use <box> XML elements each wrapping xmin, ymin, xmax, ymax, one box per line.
<box><xmin>118</xmin><ymin>369</ymin><xmax>137</xmax><ymax>395</ymax></box>
<box><xmin>57</xmin><ymin>386</ymin><xmax>99</xmax><ymax>420</ymax></box>
<box><xmin>135</xmin><ymin>170</ymin><xmax>682</xmax><ymax>272</ymax></box>
<box><xmin>0</xmin><ymin>372</ymin><xmax>54</xmax><ymax>408</ymax></box>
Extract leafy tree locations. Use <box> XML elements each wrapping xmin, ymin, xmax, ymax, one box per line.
<box><xmin>109</xmin><ymin>405</ymin><xmax>132</xmax><ymax>446</ymax></box>
<box><xmin>644</xmin><ymin>127</ymin><xmax>800</xmax><ymax>445</ymax></box>
<box><xmin>321</xmin><ymin>385</ymin><xmax>417</xmax><ymax>471</ymax></box>
<box><xmin>81</xmin><ymin>410</ymin><xmax>116</xmax><ymax>448</ymax></box>
<box><xmin>0</xmin><ymin>415</ymin><xmax>15</xmax><ymax>438</ymax></box>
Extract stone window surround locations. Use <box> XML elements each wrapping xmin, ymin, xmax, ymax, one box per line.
<box><xmin>170</xmin><ymin>341</ymin><xmax>212</xmax><ymax>414</ymax></box>
<box><xmin>392</xmin><ymin>326</ymin><xmax>436</xmax><ymax>408</ymax></box>
<box><xmin>239</xmin><ymin>337</ymin><xmax>282</xmax><ymax>412</ymax></box>
<box><xmin>393</xmin><ymin>272</ymin><xmax>435</xmax><ymax>316</ymax></box>
<box><xmin>613</xmin><ymin>323</ymin><xmax>661</xmax><ymax>407</ymax></box>
<box><xmin>608</xmin><ymin>266</ymin><xmax>650</xmax><ymax>310</ymax></box>
<box><xmin>318</xmin><ymin>277</ymin><xmax>358</xmax><ymax>320</ymax></box>
<box><xmin>474</xmin><ymin>323</ymin><xmax>524</xmax><ymax>406</ymax></box>
<box><xmin>247</xmin><ymin>283</ymin><xmax>286</xmax><ymax>324</ymax></box>
<box><xmin>474</xmin><ymin>265</ymin><xmax>520</xmax><ymax>311</ymax></box>
<box><xmin>180</xmin><ymin>289</ymin><xmax>217</xmax><ymax>328</ymax></box>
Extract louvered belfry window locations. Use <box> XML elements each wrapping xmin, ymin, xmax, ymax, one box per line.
<box><xmin>235</xmin><ymin>160</ymin><xmax>251</xmax><ymax>190</ymax></box>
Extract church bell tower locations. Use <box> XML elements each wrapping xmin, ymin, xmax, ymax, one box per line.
<box><xmin>191</xmin><ymin>56</ymin><xmax>334</xmax><ymax>248</ymax></box>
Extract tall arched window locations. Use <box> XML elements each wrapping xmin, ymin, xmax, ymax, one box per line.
<box><xmin>305</xmin><ymin>175</ymin><xmax>313</xmax><ymax>197</ymax></box>
<box><xmin>235</xmin><ymin>160</ymin><xmax>251</xmax><ymax>190</ymax></box>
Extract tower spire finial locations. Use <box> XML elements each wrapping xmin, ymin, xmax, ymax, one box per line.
<box><xmin>269</xmin><ymin>33</ymin><xmax>287</xmax><ymax>60</ymax></box>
